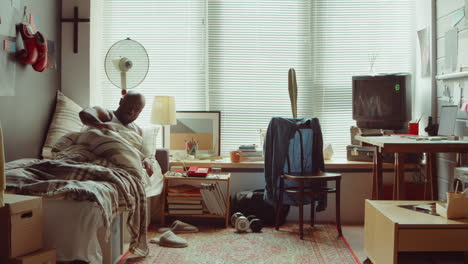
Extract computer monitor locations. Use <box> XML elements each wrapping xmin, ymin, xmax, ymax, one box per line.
<box><xmin>352</xmin><ymin>74</ymin><xmax>408</xmax><ymax>129</ymax></box>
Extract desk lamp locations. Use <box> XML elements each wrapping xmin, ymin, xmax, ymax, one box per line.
<box><xmin>151</xmin><ymin>96</ymin><xmax>177</xmax><ymax>148</ymax></box>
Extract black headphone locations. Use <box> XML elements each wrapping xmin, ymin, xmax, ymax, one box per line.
<box><xmin>231</xmin><ymin>212</ymin><xmax>263</xmax><ymax>232</ymax></box>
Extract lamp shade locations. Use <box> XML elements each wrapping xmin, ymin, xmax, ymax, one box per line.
<box><xmin>151</xmin><ymin>96</ymin><xmax>177</xmax><ymax>125</ymax></box>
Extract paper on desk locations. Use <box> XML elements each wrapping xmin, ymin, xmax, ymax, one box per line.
<box><xmin>459</xmin><ymin>27</ymin><xmax>468</xmax><ymax>69</ymax></box>
<box><xmin>445</xmin><ymin>28</ymin><xmax>459</xmax><ymax>72</ymax></box>
<box><xmin>451</xmin><ymin>8</ymin><xmax>465</xmax><ymax>27</ymax></box>
<box><xmin>453</xmin><ymin>83</ymin><xmax>462</xmax><ymax>106</ymax></box>
<box><xmin>466</xmin><ymin>0</ymin><xmax>468</xmax><ymax>24</ymax></box>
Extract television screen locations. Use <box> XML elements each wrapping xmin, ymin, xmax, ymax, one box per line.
<box><xmin>352</xmin><ymin>75</ymin><xmax>407</xmax><ymax>129</ymax></box>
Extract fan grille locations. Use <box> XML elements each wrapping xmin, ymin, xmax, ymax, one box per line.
<box><xmin>105</xmin><ymin>38</ymin><xmax>149</xmax><ymax>90</ymax></box>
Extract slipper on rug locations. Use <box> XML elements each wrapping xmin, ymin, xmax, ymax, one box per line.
<box><xmin>150</xmin><ymin>230</ymin><xmax>188</xmax><ymax>248</ymax></box>
<box><xmin>158</xmin><ymin>220</ymin><xmax>199</xmax><ymax>234</ymax></box>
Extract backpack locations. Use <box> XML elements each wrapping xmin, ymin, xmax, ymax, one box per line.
<box><xmin>230</xmin><ymin>189</ymin><xmax>290</xmax><ymax>226</ymax></box>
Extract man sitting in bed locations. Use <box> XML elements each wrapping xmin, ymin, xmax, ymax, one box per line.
<box><xmin>79</xmin><ymin>90</ymin><xmax>154</xmax><ymax>176</ymax></box>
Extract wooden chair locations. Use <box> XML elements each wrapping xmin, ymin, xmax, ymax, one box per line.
<box><xmin>265</xmin><ymin>117</ymin><xmax>342</xmax><ymax>239</ymax></box>
<box><xmin>267</xmin><ymin>118</ymin><xmax>342</xmax><ymax>239</ymax></box>
<box><xmin>275</xmin><ymin>171</ymin><xmax>342</xmax><ymax>239</ymax></box>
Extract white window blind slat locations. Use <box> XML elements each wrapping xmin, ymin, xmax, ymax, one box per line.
<box><xmin>208</xmin><ymin>0</ymin><xmax>314</xmax><ymax>154</ymax></box>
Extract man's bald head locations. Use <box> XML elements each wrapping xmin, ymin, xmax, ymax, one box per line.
<box><xmin>115</xmin><ymin>90</ymin><xmax>146</xmax><ymax>125</ymax></box>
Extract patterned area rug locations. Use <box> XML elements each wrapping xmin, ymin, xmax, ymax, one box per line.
<box><xmin>124</xmin><ymin>224</ymin><xmax>360</xmax><ymax>264</ymax></box>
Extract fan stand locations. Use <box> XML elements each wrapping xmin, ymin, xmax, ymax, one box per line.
<box><xmin>121</xmin><ymin>73</ymin><xmax>127</xmax><ymax>95</ymax></box>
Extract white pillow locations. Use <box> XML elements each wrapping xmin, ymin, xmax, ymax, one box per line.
<box><xmin>42</xmin><ymin>91</ymin><xmax>83</xmax><ymax>159</ymax></box>
<box><xmin>140</xmin><ymin>125</ymin><xmax>160</xmax><ymax>158</ymax></box>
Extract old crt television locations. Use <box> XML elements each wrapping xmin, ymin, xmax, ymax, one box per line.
<box><xmin>352</xmin><ymin>74</ymin><xmax>409</xmax><ymax>129</ymax></box>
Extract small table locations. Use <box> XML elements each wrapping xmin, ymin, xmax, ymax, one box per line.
<box><xmin>355</xmin><ymin>135</ymin><xmax>468</xmax><ymax>200</ymax></box>
<box><xmin>364</xmin><ymin>200</ymin><xmax>468</xmax><ymax>264</ymax></box>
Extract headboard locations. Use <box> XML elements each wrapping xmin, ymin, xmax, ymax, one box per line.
<box><xmin>155</xmin><ymin>149</ymin><xmax>169</xmax><ymax>174</ymax></box>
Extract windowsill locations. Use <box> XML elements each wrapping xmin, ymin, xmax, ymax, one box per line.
<box><xmin>169</xmin><ymin>157</ymin><xmax>413</xmax><ymax>170</ymax></box>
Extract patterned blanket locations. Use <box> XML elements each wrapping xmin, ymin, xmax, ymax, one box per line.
<box><xmin>6</xmin><ymin>125</ymin><xmax>150</xmax><ymax>256</ymax></box>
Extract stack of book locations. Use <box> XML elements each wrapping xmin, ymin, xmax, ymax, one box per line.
<box><xmin>238</xmin><ymin>144</ymin><xmax>263</xmax><ymax>161</ymax></box>
<box><xmin>167</xmin><ymin>184</ymin><xmax>203</xmax><ymax>215</ymax></box>
<box><xmin>200</xmin><ymin>182</ymin><xmax>227</xmax><ymax>216</ymax></box>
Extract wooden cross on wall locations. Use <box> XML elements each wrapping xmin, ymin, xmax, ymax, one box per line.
<box><xmin>61</xmin><ymin>6</ymin><xmax>90</xmax><ymax>54</ymax></box>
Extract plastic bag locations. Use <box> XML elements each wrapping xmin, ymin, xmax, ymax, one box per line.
<box><xmin>436</xmin><ymin>188</ymin><xmax>468</xmax><ymax>219</ymax></box>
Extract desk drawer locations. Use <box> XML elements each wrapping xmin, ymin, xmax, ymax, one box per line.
<box><xmin>398</xmin><ymin>228</ymin><xmax>468</xmax><ymax>252</ymax></box>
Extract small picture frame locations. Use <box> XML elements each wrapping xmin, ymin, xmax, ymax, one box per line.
<box><xmin>165</xmin><ymin>111</ymin><xmax>221</xmax><ymax>157</ymax></box>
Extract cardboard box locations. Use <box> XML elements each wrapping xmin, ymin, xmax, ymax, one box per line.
<box><xmin>0</xmin><ymin>194</ymin><xmax>43</xmax><ymax>258</ymax></box>
<box><xmin>0</xmin><ymin>248</ymin><xmax>56</xmax><ymax>264</ymax></box>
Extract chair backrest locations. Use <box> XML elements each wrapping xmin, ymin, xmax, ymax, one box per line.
<box><xmin>282</xmin><ymin>119</ymin><xmax>324</xmax><ymax>175</ymax></box>
<box><xmin>263</xmin><ymin>117</ymin><xmax>325</xmax><ymax>204</ymax></box>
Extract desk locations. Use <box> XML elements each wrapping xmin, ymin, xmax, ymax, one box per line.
<box><xmin>356</xmin><ymin>135</ymin><xmax>468</xmax><ymax>200</ymax></box>
<box><xmin>170</xmin><ymin>158</ymin><xmax>405</xmax><ymax>171</ymax></box>
<box><xmin>364</xmin><ymin>200</ymin><xmax>468</xmax><ymax>264</ymax></box>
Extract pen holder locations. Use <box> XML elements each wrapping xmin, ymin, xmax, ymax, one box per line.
<box><xmin>186</xmin><ymin>141</ymin><xmax>198</xmax><ymax>157</ymax></box>
<box><xmin>408</xmin><ymin>122</ymin><xmax>419</xmax><ymax>135</ymax></box>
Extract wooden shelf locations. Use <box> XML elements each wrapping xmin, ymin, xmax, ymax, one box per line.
<box><xmin>436</xmin><ymin>71</ymin><xmax>468</xmax><ymax>80</ymax></box>
<box><xmin>164</xmin><ymin>213</ymin><xmax>225</xmax><ymax>218</ymax></box>
<box><xmin>170</xmin><ymin>158</ymin><xmax>417</xmax><ymax>170</ymax></box>
<box><xmin>161</xmin><ymin>173</ymin><xmax>231</xmax><ymax>227</ymax></box>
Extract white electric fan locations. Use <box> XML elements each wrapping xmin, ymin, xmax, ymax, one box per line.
<box><xmin>104</xmin><ymin>38</ymin><xmax>149</xmax><ymax>95</ymax></box>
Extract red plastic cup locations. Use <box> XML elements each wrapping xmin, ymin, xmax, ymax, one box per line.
<box><xmin>408</xmin><ymin>122</ymin><xmax>419</xmax><ymax>135</ymax></box>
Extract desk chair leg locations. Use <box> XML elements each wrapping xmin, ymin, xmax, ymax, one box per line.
<box><xmin>396</xmin><ymin>153</ymin><xmax>406</xmax><ymax>200</ymax></box>
<box><xmin>429</xmin><ymin>153</ymin><xmax>438</xmax><ymax>200</ymax></box>
<box><xmin>299</xmin><ymin>182</ymin><xmax>305</xmax><ymax>240</ymax></box>
<box><xmin>424</xmin><ymin>153</ymin><xmax>438</xmax><ymax>200</ymax></box>
<box><xmin>275</xmin><ymin>177</ymin><xmax>285</xmax><ymax>230</ymax></box>
<box><xmin>375</xmin><ymin>150</ymin><xmax>383</xmax><ymax>200</ymax></box>
<box><xmin>336</xmin><ymin>178</ymin><xmax>342</xmax><ymax>236</ymax></box>
<box><xmin>393</xmin><ymin>153</ymin><xmax>399</xmax><ymax>200</ymax></box>
<box><xmin>310</xmin><ymin>196</ymin><xmax>315</xmax><ymax>228</ymax></box>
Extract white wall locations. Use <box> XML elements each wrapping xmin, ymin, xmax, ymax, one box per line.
<box><xmin>61</xmin><ymin>0</ymin><xmax>91</xmax><ymax>107</ymax></box>
<box><xmin>0</xmin><ymin>0</ymin><xmax>60</xmax><ymax>161</ymax></box>
<box><xmin>414</xmin><ymin>0</ymin><xmax>435</xmax><ymax>132</ymax></box>
<box><xmin>435</xmin><ymin>0</ymin><xmax>468</xmax><ymax>198</ymax></box>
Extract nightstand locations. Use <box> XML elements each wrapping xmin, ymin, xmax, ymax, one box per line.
<box><xmin>160</xmin><ymin>173</ymin><xmax>231</xmax><ymax>227</ymax></box>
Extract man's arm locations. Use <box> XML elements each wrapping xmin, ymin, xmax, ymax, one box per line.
<box><xmin>79</xmin><ymin>106</ymin><xmax>113</xmax><ymax>129</ymax></box>
<box><xmin>143</xmin><ymin>158</ymin><xmax>154</xmax><ymax>176</ymax></box>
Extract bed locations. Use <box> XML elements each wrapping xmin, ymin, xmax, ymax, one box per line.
<box><xmin>4</xmin><ymin>91</ymin><xmax>167</xmax><ymax>264</ymax></box>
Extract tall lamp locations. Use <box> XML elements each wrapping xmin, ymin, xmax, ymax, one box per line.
<box><xmin>151</xmin><ymin>96</ymin><xmax>176</xmax><ymax>149</ymax></box>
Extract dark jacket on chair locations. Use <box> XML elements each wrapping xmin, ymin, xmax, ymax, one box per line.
<box><xmin>263</xmin><ymin>117</ymin><xmax>327</xmax><ymax>211</ymax></box>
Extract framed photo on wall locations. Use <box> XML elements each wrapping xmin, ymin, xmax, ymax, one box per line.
<box><xmin>165</xmin><ymin>111</ymin><xmax>221</xmax><ymax>157</ymax></box>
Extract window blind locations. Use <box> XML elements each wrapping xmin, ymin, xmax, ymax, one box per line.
<box><xmin>208</xmin><ymin>0</ymin><xmax>314</xmax><ymax>155</ymax></box>
<box><xmin>98</xmin><ymin>0</ymin><xmax>206</xmax><ymax>126</ymax></box>
<box><xmin>310</xmin><ymin>0</ymin><xmax>415</xmax><ymax>158</ymax></box>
